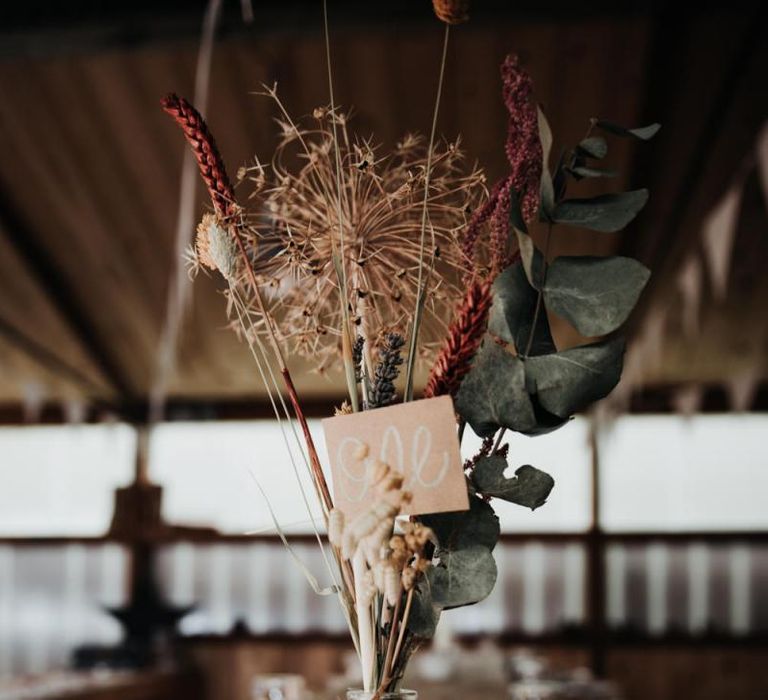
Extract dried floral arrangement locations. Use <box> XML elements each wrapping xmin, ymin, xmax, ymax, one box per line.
<box><xmin>161</xmin><ymin>1</ymin><xmax>658</xmax><ymax>696</ymax></box>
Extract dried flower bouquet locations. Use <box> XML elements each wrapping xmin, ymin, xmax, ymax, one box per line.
<box><xmin>161</xmin><ymin>2</ymin><xmax>658</xmax><ymax>695</ymax></box>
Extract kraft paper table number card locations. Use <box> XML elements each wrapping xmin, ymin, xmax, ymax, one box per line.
<box><xmin>321</xmin><ymin>395</ymin><xmax>469</xmax><ymax>518</ymax></box>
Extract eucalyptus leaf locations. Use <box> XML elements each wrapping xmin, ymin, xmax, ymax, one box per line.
<box><xmin>530</xmin><ymin>395</ymin><xmax>570</xmax><ymax>434</ymax></box>
<box><xmin>428</xmin><ymin>545</ymin><xmax>498</xmax><ymax>609</ymax></box>
<box><xmin>515</xmin><ymin>231</ymin><xmax>546</xmax><ymax>291</ymax></box>
<box><xmin>543</xmin><ymin>256</ymin><xmax>651</xmax><ymax>336</ymax></box>
<box><xmin>553</xmin><ymin>190</ymin><xmax>649</xmax><ymax>233</ymax></box>
<box><xmin>487</xmin><ymin>262</ymin><xmax>554</xmax><ymax>355</ymax></box>
<box><xmin>420</xmin><ymin>494</ymin><xmax>500</xmax><ymax>553</ymax></box>
<box><xmin>538</xmin><ymin>107</ymin><xmax>555</xmax><ymax>220</ymax></box>
<box><xmin>552</xmin><ymin>150</ymin><xmax>568</xmax><ymax>202</ymax></box>
<box><xmin>524</xmin><ymin>338</ymin><xmax>625</xmax><ymax>418</ymax></box>
<box><xmin>570</xmin><ymin>165</ymin><xmax>617</xmax><ymax>179</ymax></box>
<box><xmin>577</xmin><ymin>136</ymin><xmax>608</xmax><ymax>159</ymax></box>
<box><xmin>456</xmin><ymin>339</ymin><xmax>537</xmax><ymax>437</ymax></box>
<box><xmin>595</xmin><ymin>120</ymin><xmax>661</xmax><ymax>141</ymax></box>
<box><xmin>472</xmin><ymin>457</ymin><xmax>554</xmax><ymax>510</ymax></box>
<box><xmin>508</xmin><ymin>188</ymin><xmax>528</xmax><ymax>235</ymax></box>
<box><xmin>407</xmin><ymin>578</ymin><xmax>441</xmax><ymax>638</ymax></box>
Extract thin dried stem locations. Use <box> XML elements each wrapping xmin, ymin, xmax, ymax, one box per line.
<box><xmin>404</xmin><ymin>23</ymin><xmax>451</xmax><ymax>401</ymax></box>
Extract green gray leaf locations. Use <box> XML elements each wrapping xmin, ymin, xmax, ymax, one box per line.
<box><xmin>595</xmin><ymin>120</ymin><xmax>661</xmax><ymax>141</ymax></box>
<box><xmin>570</xmin><ymin>165</ymin><xmax>617</xmax><ymax>179</ymax></box>
<box><xmin>553</xmin><ymin>190</ymin><xmax>649</xmax><ymax>233</ymax></box>
<box><xmin>428</xmin><ymin>545</ymin><xmax>498</xmax><ymax>609</ymax></box>
<box><xmin>543</xmin><ymin>256</ymin><xmax>651</xmax><ymax>336</ymax></box>
<box><xmin>487</xmin><ymin>262</ymin><xmax>553</xmax><ymax>355</ymax></box>
<box><xmin>420</xmin><ymin>495</ymin><xmax>500</xmax><ymax>552</ymax></box>
<box><xmin>472</xmin><ymin>457</ymin><xmax>554</xmax><ymax>510</ymax></box>
<box><xmin>407</xmin><ymin>578</ymin><xmax>441</xmax><ymax>638</ymax></box>
<box><xmin>538</xmin><ymin>107</ymin><xmax>555</xmax><ymax>220</ymax></box>
<box><xmin>577</xmin><ymin>136</ymin><xmax>608</xmax><ymax>159</ymax></box>
<box><xmin>524</xmin><ymin>338</ymin><xmax>625</xmax><ymax>418</ymax></box>
<box><xmin>456</xmin><ymin>340</ymin><xmax>537</xmax><ymax>437</ymax></box>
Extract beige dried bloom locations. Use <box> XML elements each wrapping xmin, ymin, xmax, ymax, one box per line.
<box><xmin>195</xmin><ymin>213</ymin><xmax>238</xmax><ymax>281</ymax></box>
<box><xmin>328</xmin><ymin>508</ymin><xmax>345</xmax><ymax>547</ymax></box>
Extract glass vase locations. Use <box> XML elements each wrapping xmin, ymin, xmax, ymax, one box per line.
<box><xmin>346</xmin><ymin>691</ymin><xmax>417</xmax><ymax>700</ymax></box>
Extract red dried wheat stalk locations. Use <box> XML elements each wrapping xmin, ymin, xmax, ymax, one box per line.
<box><xmin>160</xmin><ymin>93</ymin><xmax>235</xmax><ymax>218</ymax></box>
<box><xmin>423</xmin><ymin>279</ymin><xmax>493</xmax><ymax>400</ymax></box>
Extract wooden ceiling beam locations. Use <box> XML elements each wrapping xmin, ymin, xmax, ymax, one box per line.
<box><xmin>0</xmin><ymin>2</ymin><xmax>727</xmax><ymax>60</ymax></box>
<box><xmin>0</xmin><ymin>187</ymin><xmax>135</xmax><ymax>400</ymax></box>
<box><xmin>621</xmin><ymin>6</ymin><xmax>768</xmax><ymax>337</ymax></box>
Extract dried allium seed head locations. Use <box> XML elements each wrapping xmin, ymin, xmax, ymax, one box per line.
<box><xmin>432</xmin><ymin>0</ymin><xmax>469</xmax><ymax>24</ymax></box>
<box><xmin>236</xmin><ymin>101</ymin><xmax>485</xmax><ymax>365</ymax></box>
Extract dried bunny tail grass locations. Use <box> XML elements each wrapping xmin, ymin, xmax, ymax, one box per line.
<box><xmin>196</xmin><ymin>213</ymin><xmax>238</xmax><ymax>281</ymax></box>
<box><xmin>432</xmin><ymin>0</ymin><xmax>469</xmax><ymax>24</ymax></box>
<box><xmin>423</xmin><ymin>278</ymin><xmax>492</xmax><ymax>400</ymax></box>
<box><xmin>235</xmin><ymin>102</ymin><xmax>486</xmax><ymax>366</ymax></box>
<box><xmin>161</xmin><ymin>93</ymin><xmax>235</xmax><ymax>217</ymax></box>
<box><xmin>328</xmin><ymin>508</ymin><xmax>345</xmax><ymax>547</ymax></box>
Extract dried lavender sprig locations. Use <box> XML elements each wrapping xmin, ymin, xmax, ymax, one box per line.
<box><xmin>352</xmin><ymin>335</ymin><xmax>365</xmax><ymax>383</ymax></box>
<box><xmin>160</xmin><ymin>93</ymin><xmax>234</xmax><ymax>218</ymax></box>
<box><xmin>368</xmin><ymin>333</ymin><xmax>405</xmax><ymax>409</ymax></box>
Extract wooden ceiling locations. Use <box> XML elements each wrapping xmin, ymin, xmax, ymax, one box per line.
<box><xmin>0</xmin><ymin>2</ymin><xmax>765</xmax><ymax>419</ymax></box>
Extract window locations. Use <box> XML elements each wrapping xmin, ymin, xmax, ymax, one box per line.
<box><xmin>0</xmin><ymin>424</ymin><xmax>135</xmax><ymax>536</ymax></box>
<box><xmin>149</xmin><ymin>418</ymin><xmax>592</xmax><ymax>534</ymax></box>
<box><xmin>599</xmin><ymin>414</ymin><xmax>768</xmax><ymax>531</ymax></box>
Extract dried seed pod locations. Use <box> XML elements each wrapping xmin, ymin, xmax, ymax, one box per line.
<box><xmin>432</xmin><ymin>0</ymin><xmax>469</xmax><ymax>25</ymax></box>
<box><xmin>377</xmin><ymin>473</ymin><xmax>404</xmax><ymax>496</ymax></box>
<box><xmin>389</xmin><ymin>535</ymin><xmax>406</xmax><ymax>552</ymax></box>
<box><xmin>414</xmin><ymin>524</ymin><xmax>434</xmax><ymax>547</ymax></box>
<box><xmin>401</xmin><ymin>567</ymin><xmax>417</xmax><ymax>591</ymax></box>
<box><xmin>372</xmin><ymin>500</ymin><xmax>399</xmax><ymax>522</ymax></box>
<box><xmin>328</xmin><ymin>508</ymin><xmax>345</xmax><ymax>547</ymax></box>
<box><xmin>405</xmin><ymin>533</ymin><xmax>418</xmax><ymax>552</ymax></box>
<box><xmin>416</xmin><ymin>557</ymin><xmax>431</xmax><ymax>573</ymax></box>
<box><xmin>354</xmin><ymin>442</ymin><xmax>370</xmax><ymax>461</ymax></box>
